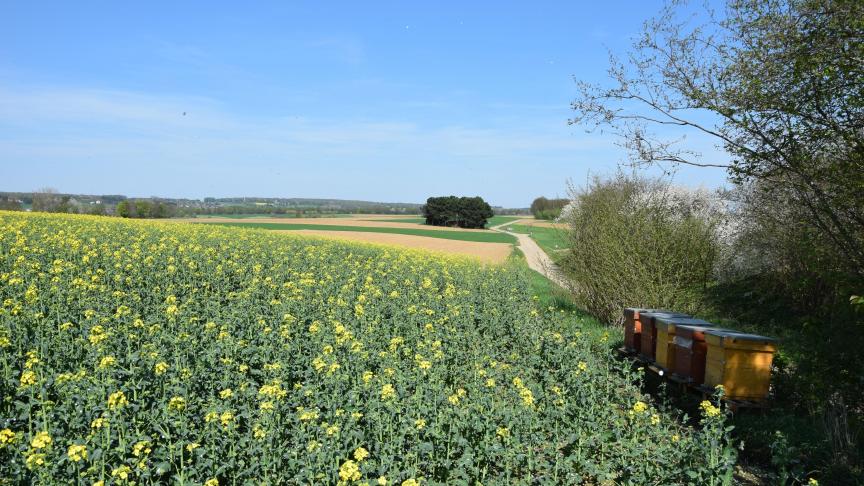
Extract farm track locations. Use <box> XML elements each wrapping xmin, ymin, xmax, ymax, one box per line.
<box><xmin>490</xmin><ymin>220</ymin><xmax>570</xmax><ymax>288</ymax></box>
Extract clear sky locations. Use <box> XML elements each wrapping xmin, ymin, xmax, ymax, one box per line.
<box><xmin>0</xmin><ymin>1</ymin><xmax>728</xmax><ymax>208</ymax></box>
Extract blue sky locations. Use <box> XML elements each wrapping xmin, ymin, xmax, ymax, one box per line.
<box><xmin>0</xmin><ymin>1</ymin><xmax>728</xmax><ymax>207</ymax></box>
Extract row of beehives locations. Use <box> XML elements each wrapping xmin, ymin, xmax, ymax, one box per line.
<box><xmin>623</xmin><ymin>308</ymin><xmax>778</xmax><ymax>402</ymax></box>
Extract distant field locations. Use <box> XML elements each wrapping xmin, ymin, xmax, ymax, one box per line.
<box><xmin>203</xmin><ymin>221</ymin><xmax>517</xmax><ymax>244</ymax></box>
<box><xmin>192</xmin><ymin>213</ymin><xmax>356</xmax><ymax>219</ymax></box>
<box><xmin>369</xmin><ymin>215</ymin><xmax>525</xmax><ymax>227</ymax></box>
<box><xmin>505</xmin><ymin>223</ymin><xmax>568</xmax><ymax>259</ymax></box>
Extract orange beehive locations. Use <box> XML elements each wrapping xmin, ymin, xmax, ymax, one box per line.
<box><xmin>638</xmin><ymin>311</ymin><xmax>690</xmax><ymax>362</ymax></box>
<box><xmin>654</xmin><ymin>317</ymin><xmax>713</xmax><ymax>372</ymax></box>
<box><xmin>673</xmin><ymin>324</ymin><xmax>728</xmax><ymax>385</ymax></box>
<box><xmin>622</xmin><ymin>308</ymin><xmax>655</xmax><ymax>353</ymax></box>
<box><xmin>704</xmin><ymin>330</ymin><xmax>777</xmax><ymax>401</ymax></box>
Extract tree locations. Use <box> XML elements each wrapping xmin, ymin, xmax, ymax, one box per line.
<box><xmin>32</xmin><ymin>187</ymin><xmax>62</xmax><ymax>213</ymax></box>
<box><xmin>530</xmin><ymin>196</ymin><xmax>569</xmax><ymax>220</ymax></box>
<box><xmin>422</xmin><ymin>196</ymin><xmax>493</xmax><ymax>229</ymax></box>
<box><xmin>459</xmin><ymin>196</ymin><xmax>495</xmax><ymax>229</ymax></box>
<box><xmin>0</xmin><ymin>198</ymin><xmax>22</xmax><ymax>211</ymax></box>
<box><xmin>116</xmin><ymin>200</ymin><xmax>131</xmax><ymax>218</ymax></box>
<box><xmin>571</xmin><ymin>1</ymin><xmax>864</xmax><ymax>471</ymax></box>
<box><xmin>135</xmin><ymin>200</ymin><xmax>152</xmax><ymax>219</ymax></box>
<box><xmin>571</xmin><ymin>0</ymin><xmax>864</xmax><ymax>278</ymax></box>
<box><xmin>89</xmin><ymin>204</ymin><xmax>107</xmax><ymax>216</ymax></box>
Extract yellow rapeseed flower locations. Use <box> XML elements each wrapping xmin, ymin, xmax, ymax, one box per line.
<box><xmin>154</xmin><ymin>362</ymin><xmax>169</xmax><ymax>375</ymax></box>
<box><xmin>219</xmin><ymin>388</ymin><xmax>233</xmax><ymax>399</ymax></box>
<box><xmin>338</xmin><ymin>459</ymin><xmax>362</xmax><ymax>482</ymax></box>
<box><xmin>380</xmin><ymin>384</ymin><xmax>396</xmax><ymax>400</ymax></box>
<box><xmin>111</xmin><ymin>465</ymin><xmax>131</xmax><ymax>480</ymax></box>
<box><xmin>219</xmin><ymin>411</ymin><xmax>234</xmax><ymax>427</ymax></box>
<box><xmin>168</xmin><ymin>396</ymin><xmax>186</xmax><ymax>412</ymax></box>
<box><xmin>700</xmin><ymin>400</ymin><xmax>721</xmax><ymax>417</ymax></box>
<box><xmin>107</xmin><ymin>390</ymin><xmax>128</xmax><ymax>409</ymax></box>
<box><xmin>0</xmin><ymin>428</ymin><xmax>16</xmax><ymax>447</ymax></box>
<box><xmin>632</xmin><ymin>401</ymin><xmax>648</xmax><ymax>414</ymax></box>
<box><xmin>19</xmin><ymin>370</ymin><xmax>37</xmax><ymax>388</ymax></box>
<box><xmin>205</xmin><ymin>478</ymin><xmax>219</xmax><ymax>486</ymax></box>
<box><xmin>25</xmin><ymin>452</ymin><xmax>46</xmax><ymax>470</ymax></box>
<box><xmin>67</xmin><ymin>443</ymin><xmax>88</xmax><ymax>462</ymax></box>
<box><xmin>132</xmin><ymin>440</ymin><xmax>151</xmax><ymax>457</ymax></box>
<box><xmin>98</xmin><ymin>356</ymin><xmax>116</xmax><ymax>369</ymax></box>
<box><xmin>354</xmin><ymin>447</ymin><xmax>370</xmax><ymax>461</ymax></box>
<box><xmin>31</xmin><ymin>431</ymin><xmax>52</xmax><ymax>449</ymax></box>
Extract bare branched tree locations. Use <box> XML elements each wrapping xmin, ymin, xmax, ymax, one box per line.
<box><xmin>571</xmin><ymin>0</ymin><xmax>864</xmax><ymax>276</ymax></box>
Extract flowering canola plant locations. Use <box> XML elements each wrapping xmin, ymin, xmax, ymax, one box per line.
<box><xmin>0</xmin><ymin>211</ymin><xmax>734</xmax><ymax>484</ymax></box>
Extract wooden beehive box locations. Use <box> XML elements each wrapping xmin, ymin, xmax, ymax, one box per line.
<box><xmin>638</xmin><ymin>311</ymin><xmax>690</xmax><ymax>362</ymax></box>
<box><xmin>704</xmin><ymin>330</ymin><xmax>777</xmax><ymax>402</ymax></box>
<box><xmin>673</xmin><ymin>324</ymin><xmax>729</xmax><ymax>385</ymax></box>
<box><xmin>654</xmin><ymin>317</ymin><xmax>713</xmax><ymax>372</ymax></box>
<box><xmin>623</xmin><ymin>308</ymin><xmax>656</xmax><ymax>353</ymax></box>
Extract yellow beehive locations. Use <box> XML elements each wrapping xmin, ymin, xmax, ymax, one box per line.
<box><xmin>654</xmin><ymin>317</ymin><xmax>713</xmax><ymax>372</ymax></box>
<box><xmin>704</xmin><ymin>330</ymin><xmax>777</xmax><ymax>401</ymax></box>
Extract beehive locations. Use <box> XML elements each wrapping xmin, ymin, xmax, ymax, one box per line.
<box><xmin>654</xmin><ymin>317</ymin><xmax>713</xmax><ymax>372</ymax></box>
<box><xmin>622</xmin><ymin>308</ymin><xmax>655</xmax><ymax>353</ymax></box>
<box><xmin>673</xmin><ymin>324</ymin><xmax>728</xmax><ymax>385</ymax></box>
<box><xmin>638</xmin><ymin>311</ymin><xmax>690</xmax><ymax>361</ymax></box>
<box><xmin>704</xmin><ymin>330</ymin><xmax>777</xmax><ymax>401</ymax></box>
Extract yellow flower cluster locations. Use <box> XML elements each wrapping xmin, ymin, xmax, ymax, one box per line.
<box><xmin>67</xmin><ymin>444</ymin><xmax>88</xmax><ymax>462</ymax></box>
<box><xmin>700</xmin><ymin>400</ymin><xmax>721</xmax><ymax>418</ymax></box>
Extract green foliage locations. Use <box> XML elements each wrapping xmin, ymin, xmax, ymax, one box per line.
<box><xmin>115</xmin><ymin>200</ymin><xmax>130</xmax><ymax>218</ymax></box>
<box><xmin>530</xmin><ymin>197</ymin><xmax>568</xmax><ymax>220</ymax></box>
<box><xmin>0</xmin><ymin>211</ymin><xmax>735</xmax><ymax>484</ymax></box>
<box><xmin>559</xmin><ymin>173</ymin><xmax>722</xmax><ymax>325</ymax></box>
<box><xmin>114</xmin><ymin>200</ymin><xmax>174</xmax><ymax>219</ymax></box>
<box><xmin>205</xmin><ymin>222</ymin><xmax>517</xmax><ymax>244</ymax></box>
<box><xmin>422</xmin><ymin>196</ymin><xmax>493</xmax><ymax>229</ymax></box>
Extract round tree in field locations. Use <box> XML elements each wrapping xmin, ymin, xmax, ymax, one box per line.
<box><xmin>422</xmin><ymin>196</ymin><xmax>493</xmax><ymax>229</ymax></box>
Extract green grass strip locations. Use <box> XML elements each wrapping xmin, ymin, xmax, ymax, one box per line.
<box><xmin>362</xmin><ymin>215</ymin><xmax>525</xmax><ymax>228</ymax></box>
<box><xmin>505</xmin><ymin>224</ymin><xmax>569</xmax><ymax>260</ymax></box>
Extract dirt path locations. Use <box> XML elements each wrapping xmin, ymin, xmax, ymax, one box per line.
<box><xmin>490</xmin><ymin>220</ymin><xmax>570</xmax><ymax>288</ymax></box>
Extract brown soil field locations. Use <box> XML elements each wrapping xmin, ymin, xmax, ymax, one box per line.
<box><xmin>173</xmin><ymin>216</ymin><xmax>495</xmax><ymax>232</ymax></box>
<box><xmin>283</xmin><ymin>230</ymin><xmax>513</xmax><ymax>263</ymax></box>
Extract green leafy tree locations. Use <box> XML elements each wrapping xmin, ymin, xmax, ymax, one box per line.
<box><xmin>422</xmin><ymin>196</ymin><xmax>493</xmax><ymax>229</ymax></box>
<box><xmin>135</xmin><ymin>200</ymin><xmax>152</xmax><ymax>218</ymax></box>
<box><xmin>115</xmin><ymin>200</ymin><xmax>131</xmax><ymax>218</ymax></box>
<box><xmin>530</xmin><ymin>196</ymin><xmax>569</xmax><ymax>220</ymax></box>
